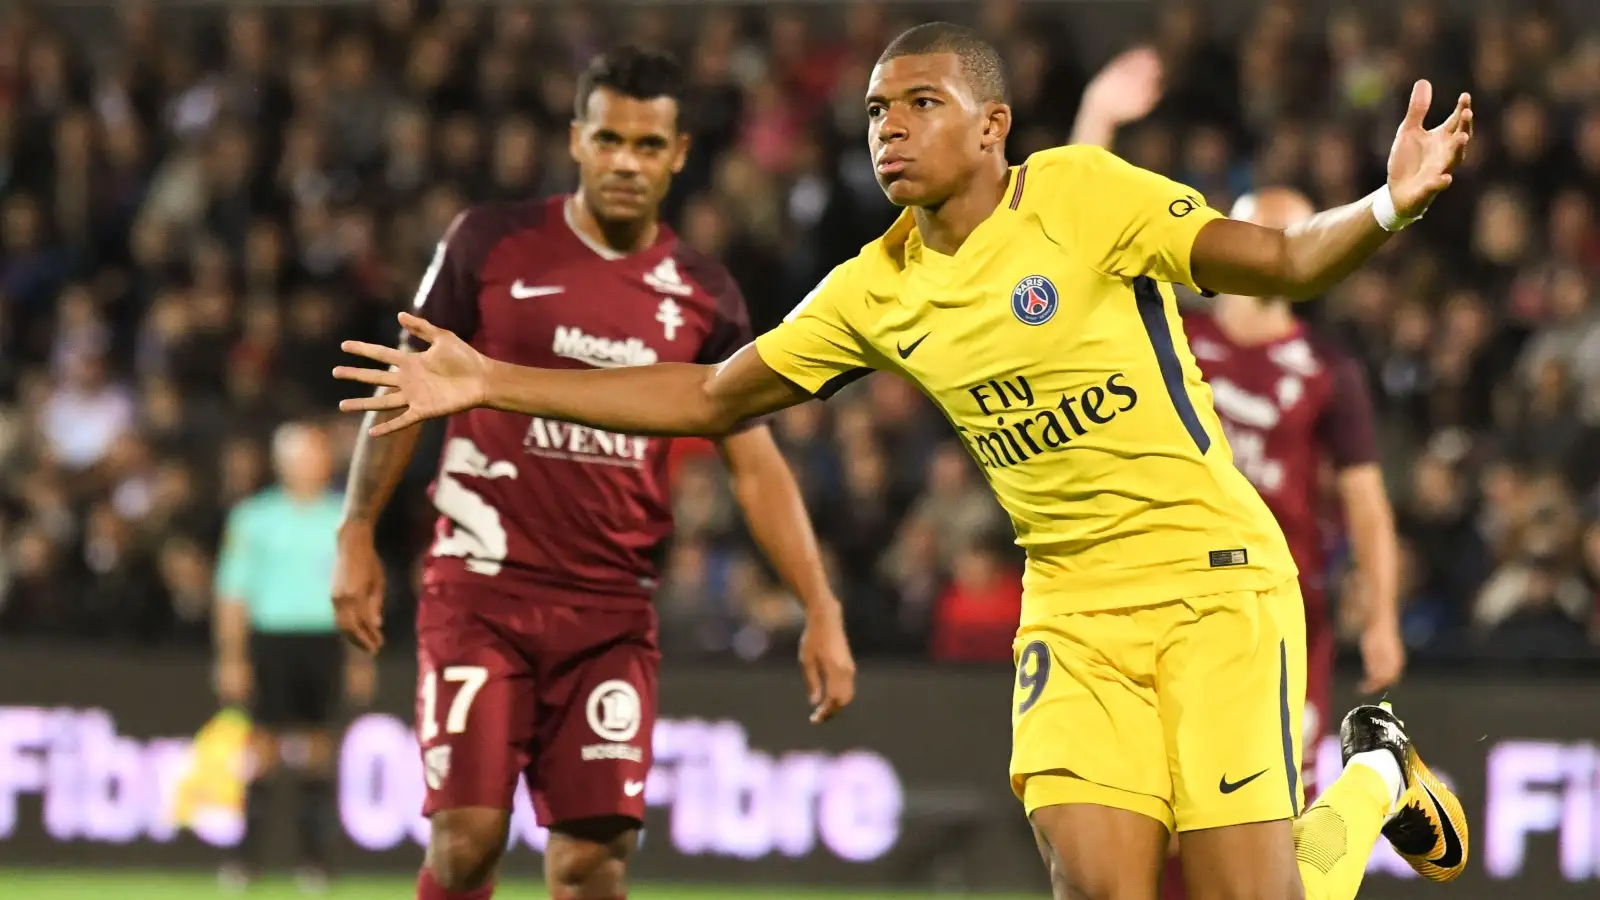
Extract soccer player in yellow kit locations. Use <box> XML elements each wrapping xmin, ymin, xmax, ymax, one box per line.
<box><xmin>336</xmin><ymin>24</ymin><xmax>1472</xmax><ymax>900</ymax></box>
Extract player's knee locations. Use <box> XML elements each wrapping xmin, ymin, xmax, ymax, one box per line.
<box><xmin>426</xmin><ymin>808</ymin><xmax>510</xmax><ymax>891</ymax></box>
<box><xmin>545</xmin><ymin>817</ymin><xmax>638</xmax><ymax>899</ymax></box>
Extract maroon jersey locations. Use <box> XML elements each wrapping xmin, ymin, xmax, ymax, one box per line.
<box><xmin>407</xmin><ymin>196</ymin><xmax>752</xmax><ymax>605</ymax></box>
<box><xmin>1182</xmin><ymin>313</ymin><xmax>1378</xmax><ymax>593</ymax></box>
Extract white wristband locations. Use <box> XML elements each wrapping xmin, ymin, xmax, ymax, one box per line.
<box><xmin>1370</xmin><ymin>184</ymin><xmax>1421</xmax><ymax>233</ymax></box>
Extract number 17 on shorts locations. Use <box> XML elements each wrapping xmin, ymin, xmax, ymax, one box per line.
<box><xmin>417</xmin><ymin>665</ymin><xmax>492</xmax><ymax>794</ymax></box>
<box><xmin>413</xmin><ymin>650</ymin><xmax>659</xmax><ymax>824</ymax></box>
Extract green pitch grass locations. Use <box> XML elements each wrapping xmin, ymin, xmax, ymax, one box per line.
<box><xmin>0</xmin><ymin>870</ymin><xmax>1040</xmax><ymax>899</ymax></box>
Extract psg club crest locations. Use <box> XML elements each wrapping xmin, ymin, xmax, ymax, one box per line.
<box><xmin>1011</xmin><ymin>275</ymin><xmax>1059</xmax><ymax>326</ymax></box>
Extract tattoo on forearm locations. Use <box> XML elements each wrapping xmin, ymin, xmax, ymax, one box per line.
<box><xmin>342</xmin><ymin>404</ymin><xmax>413</xmax><ymax>524</ymax></box>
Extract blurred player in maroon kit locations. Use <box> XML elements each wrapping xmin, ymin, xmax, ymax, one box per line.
<box><xmin>1073</xmin><ymin>54</ymin><xmax>1406</xmax><ymax>900</ymax></box>
<box><xmin>330</xmin><ymin>49</ymin><xmax>856</xmax><ymax>900</ymax></box>
<box><xmin>1184</xmin><ymin>187</ymin><xmax>1406</xmax><ymax>766</ymax></box>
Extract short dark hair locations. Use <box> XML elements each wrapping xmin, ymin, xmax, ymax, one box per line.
<box><xmin>877</xmin><ymin>22</ymin><xmax>1008</xmax><ymax>104</ymax></box>
<box><xmin>573</xmin><ymin>46</ymin><xmax>687</xmax><ymax>122</ymax></box>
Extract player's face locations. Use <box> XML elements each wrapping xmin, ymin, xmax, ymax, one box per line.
<box><xmin>570</xmin><ymin>87</ymin><xmax>689</xmax><ymax>224</ymax></box>
<box><xmin>865</xmin><ymin>53</ymin><xmax>1008</xmax><ymax>207</ymax></box>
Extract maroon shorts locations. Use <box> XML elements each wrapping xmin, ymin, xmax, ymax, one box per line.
<box><xmin>414</xmin><ymin>582</ymin><xmax>659</xmax><ymax>827</ymax></box>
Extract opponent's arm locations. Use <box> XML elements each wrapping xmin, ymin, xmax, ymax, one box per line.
<box><xmin>1190</xmin><ymin>81</ymin><xmax>1472</xmax><ymax>299</ymax></box>
<box><xmin>333</xmin><ymin>207</ymin><xmax>483</xmax><ymax>652</ymax></box>
<box><xmin>718</xmin><ymin>426</ymin><xmax>855</xmax><ymax>722</ymax></box>
<box><xmin>719</xmin><ymin>427</ymin><xmax>834</xmax><ymax>614</ymax></box>
<box><xmin>1320</xmin><ymin>359</ymin><xmax>1404</xmax><ymax>691</ymax></box>
<box><xmin>1339</xmin><ymin>464</ymin><xmax>1402</xmax><ymax>643</ymax></box>
<box><xmin>340</xmin><ymin>396</ymin><xmax>422</xmax><ymax>530</ymax></box>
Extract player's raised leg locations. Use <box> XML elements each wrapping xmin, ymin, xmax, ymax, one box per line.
<box><xmin>529</xmin><ymin>604</ymin><xmax>659</xmax><ymax>900</ymax></box>
<box><xmin>1342</xmin><ymin>703</ymin><xmax>1469</xmax><ymax>883</ymax></box>
<box><xmin>1166</xmin><ymin>583</ymin><xmax>1467</xmax><ymax>900</ymax></box>
<box><xmin>1178</xmin><ymin>701</ymin><xmax>1466</xmax><ymax>900</ymax></box>
<box><xmin>414</xmin><ymin>589</ymin><xmax>535</xmax><ymax>900</ymax></box>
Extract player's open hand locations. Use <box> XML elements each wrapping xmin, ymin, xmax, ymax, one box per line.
<box><xmin>798</xmin><ymin>601</ymin><xmax>856</xmax><ymax>724</ymax></box>
<box><xmin>335</xmin><ymin>312</ymin><xmax>491</xmax><ymax>437</ymax></box>
<box><xmin>1386</xmin><ymin>79</ymin><xmax>1473</xmax><ymax>218</ymax></box>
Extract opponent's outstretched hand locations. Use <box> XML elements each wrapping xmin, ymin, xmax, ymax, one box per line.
<box><xmin>1387</xmin><ymin>80</ymin><xmax>1473</xmax><ymax>218</ymax></box>
<box><xmin>335</xmin><ymin>312</ymin><xmax>490</xmax><ymax>437</ymax></box>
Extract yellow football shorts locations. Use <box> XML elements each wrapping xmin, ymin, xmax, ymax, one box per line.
<box><xmin>1010</xmin><ymin>580</ymin><xmax>1306</xmax><ymax>832</ymax></box>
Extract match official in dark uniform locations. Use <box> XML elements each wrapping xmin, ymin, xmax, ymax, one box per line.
<box><xmin>213</xmin><ymin>422</ymin><xmax>374</xmax><ymax>890</ymax></box>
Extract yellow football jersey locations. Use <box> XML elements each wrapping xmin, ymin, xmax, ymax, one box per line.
<box><xmin>755</xmin><ymin>145</ymin><xmax>1298</xmax><ymax>621</ymax></box>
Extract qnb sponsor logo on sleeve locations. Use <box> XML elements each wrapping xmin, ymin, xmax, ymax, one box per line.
<box><xmin>340</xmin><ymin>713</ymin><xmax>902</xmax><ymax>862</ymax></box>
<box><xmin>552</xmin><ymin>326</ymin><xmax>658</xmax><ymax>369</ymax></box>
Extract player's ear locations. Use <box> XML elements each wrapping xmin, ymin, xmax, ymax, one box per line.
<box><xmin>671</xmin><ymin>131</ymin><xmax>691</xmax><ymax>175</ymax></box>
<box><xmin>981</xmin><ymin>102</ymin><xmax>1012</xmax><ymax>153</ymax></box>
<box><xmin>568</xmin><ymin>119</ymin><xmax>583</xmax><ymax>164</ymax></box>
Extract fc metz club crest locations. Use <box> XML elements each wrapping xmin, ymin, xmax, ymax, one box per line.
<box><xmin>1011</xmin><ymin>275</ymin><xmax>1059</xmax><ymax>326</ymax></box>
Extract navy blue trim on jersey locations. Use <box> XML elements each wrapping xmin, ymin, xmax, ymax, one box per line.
<box><xmin>1278</xmin><ymin>638</ymin><xmax>1300</xmax><ymax>817</ymax></box>
<box><xmin>815</xmin><ymin>367</ymin><xmax>872</xmax><ymax>400</ymax></box>
<box><xmin>1133</xmin><ymin>276</ymin><xmax>1211</xmax><ymax>454</ymax></box>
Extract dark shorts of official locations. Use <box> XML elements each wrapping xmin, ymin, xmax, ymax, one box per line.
<box><xmin>250</xmin><ymin>631</ymin><xmax>344</xmax><ymax>728</ymax></box>
<box><xmin>414</xmin><ymin>582</ymin><xmax>660</xmax><ymax>829</ymax></box>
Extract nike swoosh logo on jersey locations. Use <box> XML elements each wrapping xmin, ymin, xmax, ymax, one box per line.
<box><xmin>1419</xmin><ymin>779</ymin><xmax>1464</xmax><ymax>868</ymax></box>
<box><xmin>623</xmin><ymin>780</ymin><xmax>646</xmax><ymax>797</ymax></box>
<box><xmin>511</xmin><ymin>280</ymin><xmax>565</xmax><ymax>299</ymax></box>
<box><xmin>1218</xmin><ymin>769</ymin><xmax>1268</xmax><ymax>794</ymax></box>
<box><xmin>897</xmin><ymin>333</ymin><xmax>930</xmax><ymax>359</ymax></box>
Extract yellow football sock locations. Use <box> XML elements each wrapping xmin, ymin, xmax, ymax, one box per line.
<box><xmin>1293</xmin><ymin>763</ymin><xmax>1393</xmax><ymax>900</ymax></box>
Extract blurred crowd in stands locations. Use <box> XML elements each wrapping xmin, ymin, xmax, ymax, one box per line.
<box><xmin>0</xmin><ymin>0</ymin><xmax>1596</xmax><ymax>665</ymax></box>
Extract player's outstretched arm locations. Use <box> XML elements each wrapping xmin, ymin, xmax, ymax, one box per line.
<box><xmin>1191</xmin><ymin>80</ymin><xmax>1472</xmax><ymax>299</ymax></box>
<box><xmin>335</xmin><ymin>312</ymin><xmax>812</xmax><ymax>438</ymax></box>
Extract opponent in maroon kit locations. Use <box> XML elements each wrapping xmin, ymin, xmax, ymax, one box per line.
<box><xmin>1184</xmin><ymin>188</ymin><xmax>1405</xmax><ymax>755</ymax></box>
<box><xmin>330</xmin><ymin>50</ymin><xmax>855</xmax><ymax>900</ymax></box>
